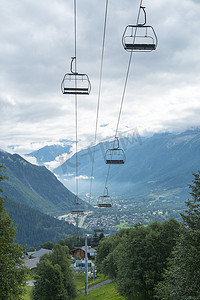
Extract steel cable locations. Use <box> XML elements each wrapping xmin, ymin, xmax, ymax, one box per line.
<box><xmin>103</xmin><ymin>0</ymin><xmax>144</xmax><ymax>195</ymax></box>
<box><xmin>88</xmin><ymin>0</ymin><xmax>109</xmax><ymax>205</ymax></box>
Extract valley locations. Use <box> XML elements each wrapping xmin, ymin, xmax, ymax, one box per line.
<box><xmin>1</xmin><ymin>129</ymin><xmax>199</xmax><ymax>248</ymax></box>
<box><xmin>58</xmin><ymin>188</ymin><xmax>186</xmax><ymax>234</ymax></box>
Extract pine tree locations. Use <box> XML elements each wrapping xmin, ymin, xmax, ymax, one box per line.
<box><xmin>156</xmin><ymin>171</ymin><xmax>200</xmax><ymax>300</ymax></box>
<box><xmin>0</xmin><ymin>165</ymin><xmax>27</xmax><ymax>300</ymax></box>
<box><xmin>181</xmin><ymin>171</ymin><xmax>200</xmax><ymax>230</ymax></box>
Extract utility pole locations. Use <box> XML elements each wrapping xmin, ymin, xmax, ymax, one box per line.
<box><xmin>85</xmin><ymin>235</ymin><xmax>88</xmax><ymax>296</ymax></box>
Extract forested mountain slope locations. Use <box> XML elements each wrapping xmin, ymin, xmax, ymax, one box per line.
<box><xmin>0</xmin><ymin>150</ymin><xmax>90</xmax><ymax>216</ymax></box>
<box><xmin>4</xmin><ymin>198</ymin><xmax>78</xmax><ymax>249</ymax></box>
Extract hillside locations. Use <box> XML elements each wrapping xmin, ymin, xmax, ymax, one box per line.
<box><xmin>4</xmin><ymin>198</ymin><xmax>79</xmax><ymax>249</ymax></box>
<box><xmin>0</xmin><ymin>150</ymin><xmax>91</xmax><ymax>217</ymax></box>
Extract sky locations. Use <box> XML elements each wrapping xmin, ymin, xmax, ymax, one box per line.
<box><xmin>1</xmin><ymin>0</ymin><xmax>200</xmax><ymax>156</ymax></box>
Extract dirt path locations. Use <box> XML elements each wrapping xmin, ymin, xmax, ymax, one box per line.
<box><xmin>88</xmin><ymin>279</ymin><xmax>113</xmax><ymax>291</ymax></box>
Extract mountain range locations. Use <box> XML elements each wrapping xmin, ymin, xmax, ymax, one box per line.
<box><xmin>27</xmin><ymin>140</ymin><xmax>72</xmax><ymax>165</ymax></box>
<box><xmin>32</xmin><ymin>129</ymin><xmax>200</xmax><ymax>204</ymax></box>
<box><xmin>2</xmin><ymin>129</ymin><xmax>200</xmax><ymax>247</ymax></box>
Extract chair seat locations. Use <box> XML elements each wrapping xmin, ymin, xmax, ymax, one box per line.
<box><xmin>71</xmin><ymin>210</ymin><xmax>84</xmax><ymax>214</ymax></box>
<box><xmin>106</xmin><ymin>159</ymin><xmax>125</xmax><ymax>164</ymax></box>
<box><xmin>125</xmin><ymin>43</ymin><xmax>156</xmax><ymax>50</ymax></box>
<box><xmin>63</xmin><ymin>88</ymin><xmax>89</xmax><ymax>95</ymax></box>
<box><xmin>98</xmin><ymin>203</ymin><xmax>112</xmax><ymax>208</ymax></box>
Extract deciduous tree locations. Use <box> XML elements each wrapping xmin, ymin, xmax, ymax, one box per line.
<box><xmin>115</xmin><ymin>220</ymin><xmax>180</xmax><ymax>300</ymax></box>
<box><xmin>32</xmin><ymin>244</ymin><xmax>76</xmax><ymax>300</ymax></box>
<box><xmin>31</xmin><ymin>259</ymin><xmax>66</xmax><ymax>300</ymax></box>
<box><xmin>96</xmin><ymin>219</ymin><xmax>180</xmax><ymax>300</ymax></box>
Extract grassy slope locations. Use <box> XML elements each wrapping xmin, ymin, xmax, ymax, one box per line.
<box><xmin>22</xmin><ymin>286</ymin><xmax>32</xmax><ymax>300</ymax></box>
<box><xmin>22</xmin><ymin>276</ymin><xmax>125</xmax><ymax>300</ymax></box>
<box><xmin>74</xmin><ymin>273</ymin><xmax>109</xmax><ymax>291</ymax></box>
<box><xmin>76</xmin><ymin>282</ymin><xmax>125</xmax><ymax>300</ymax></box>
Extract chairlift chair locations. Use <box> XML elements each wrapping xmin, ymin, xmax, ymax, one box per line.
<box><xmin>104</xmin><ymin>137</ymin><xmax>126</xmax><ymax>165</ymax></box>
<box><xmin>61</xmin><ymin>57</ymin><xmax>91</xmax><ymax>95</ymax></box>
<box><xmin>71</xmin><ymin>201</ymin><xmax>84</xmax><ymax>214</ymax></box>
<box><xmin>97</xmin><ymin>187</ymin><xmax>112</xmax><ymax>208</ymax></box>
<box><xmin>98</xmin><ymin>203</ymin><xmax>112</xmax><ymax>208</ymax></box>
<box><xmin>122</xmin><ymin>6</ymin><xmax>158</xmax><ymax>52</ymax></box>
<box><xmin>71</xmin><ymin>210</ymin><xmax>84</xmax><ymax>214</ymax></box>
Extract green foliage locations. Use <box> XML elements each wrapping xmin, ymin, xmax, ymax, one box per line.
<box><xmin>96</xmin><ymin>219</ymin><xmax>180</xmax><ymax>300</ymax></box>
<box><xmin>23</xmin><ymin>277</ymin><xmax>123</xmax><ymax>300</ymax></box>
<box><xmin>0</xmin><ymin>151</ymin><xmax>84</xmax><ymax>249</ymax></box>
<box><xmin>32</xmin><ymin>244</ymin><xmax>76</xmax><ymax>300</ymax></box>
<box><xmin>75</xmin><ymin>282</ymin><xmax>125</xmax><ymax>300</ymax></box>
<box><xmin>40</xmin><ymin>241</ymin><xmax>54</xmax><ymax>250</ymax></box>
<box><xmin>57</xmin><ymin>233</ymin><xmax>102</xmax><ymax>250</ymax></box>
<box><xmin>99</xmin><ymin>232</ymin><xmax>104</xmax><ymax>240</ymax></box>
<box><xmin>0</xmin><ymin>151</ymin><xmax>90</xmax><ymax>216</ymax></box>
<box><xmin>28</xmin><ymin>247</ymin><xmax>35</xmax><ymax>252</ymax></box>
<box><xmin>95</xmin><ymin>229</ymin><xmax>128</xmax><ymax>275</ymax></box>
<box><xmin>74</xmin><ymin>272</ymin><xmax>109</xmax><ymax>291</ymax></box>
<box><xmin>22</xmin><ymin>286</ymin><xmax>33</xmax><ymax>300</ymax></box>
<box><xmin>156</xmin><ymin>172</ymin><xmax>200</xmax><ymax>300</ymax></box>
<box><xmin>156</xmin><ymin>231</ymin><xmax>200</xmax><ymax>300</ymax></box>
<box><xmin>58</xmin><ymin>236</ymin><xmax>84</xmax><ymax>250</ymax></box>
<box><xmin>31</xmin><ymin>259</ymin><xmax>66</xmax><ymax>300</ymax></box>
<box><xmin>4</xmin><ymin>198</ymin><xmax>77</xmax><ymax>249</ymax></box>
<box><xmin>181</xmin><ymin>171</ymin><xmax>200</xmax><ymax>230</ymax></box>
<box><xmin>0</xmin><ymin>164</ymin><xmax>27</xmax><ymax>300</ymax></box>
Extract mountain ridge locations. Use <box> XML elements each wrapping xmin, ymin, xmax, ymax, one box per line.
<box><xmin>0</xmin><ymin>151</ymin><xmax>91</xmax><ymax>217</ymax></box>
<box><xmin>27</xmin><ymin>142</ymin><xmax>72</xmax><ymax>165</ymax></box>
<box><xmin>52</xmin><ymin>129</ymin><xmax>200</xmax><ymax>201</ymax></box>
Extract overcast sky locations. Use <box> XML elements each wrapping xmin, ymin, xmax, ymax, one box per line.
<box><xmin>1</xmin><ymin>0</ymin><xmax>200</xmax><ymax>155</ymax></box>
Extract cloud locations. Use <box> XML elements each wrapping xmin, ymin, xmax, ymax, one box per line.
<box><xmin>0</xmin><ymin>0</ymin><xmax>200</xmax><ymax>153</ymax></box>
<box><xmin>75</xmin><ymin>175</ymin><xmax>92</xmax><ymax>180</ymax></box>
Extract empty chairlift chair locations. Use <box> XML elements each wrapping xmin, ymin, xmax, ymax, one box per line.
<box><xmin>93</xmin><ymin>216</ymin><xmax>104</xmax><ymax>233</ymax></box>
<box><xmin>122</xmin><ymin>6</ymin><xmax>158</xmax><ymax>52</ymax></box>
<box><xmin>71</xmin><ymin>200</ymin><xmax>84</xmax><ymax>214</ymax></box>
<box><xmin>98</xmin><ymin>187</ymin><xmax>112</xmax><ymax>208</ymax></box>
<box><xmin>105</xmin><ymin>137</ymin><xmax>126</xmax><ymax>165</ymax></box>
<box><xmin>71</xmin><ymin>209</ymin><xmax>84</xmax><ymax>214</ymax></box>
<box><xmin>61</xmin><ymin>57</ymin><xmax>91</xmax><ymax>95</ymax></box>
